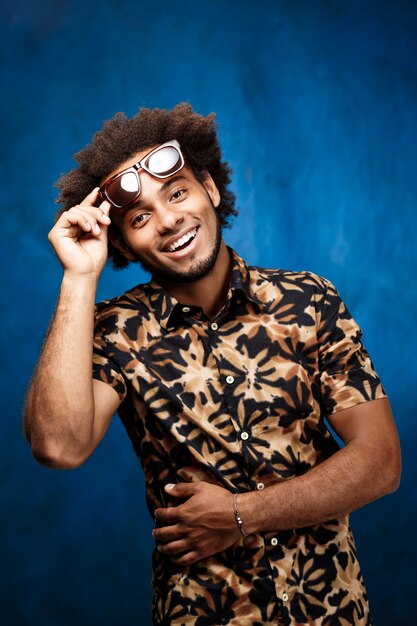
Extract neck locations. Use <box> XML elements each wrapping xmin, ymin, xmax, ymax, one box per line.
<box><xmin>162</xmin><ymin>242</ymin><xmax>232</xmax><ymax>319</ymax></box>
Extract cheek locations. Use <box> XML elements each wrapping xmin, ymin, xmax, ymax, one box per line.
<box><xmin>116</xmin><ymin>226</ymin><xmax>146</xmax><ymax>256</ymax></box>
<box><xmin>127</xmin><ymin>232</ymin><xmax>152</xmax><ymax>253</ymax></box>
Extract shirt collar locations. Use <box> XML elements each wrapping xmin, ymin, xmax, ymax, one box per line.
<box><xmin>139</xmin><ymin>247</ymin><xmax>266</xmax><ymax>330</ymax></box>
<box><xmin>227</xmin><ymin>247</ymin><xmax>265</xmax><ymax>310</ymax></box>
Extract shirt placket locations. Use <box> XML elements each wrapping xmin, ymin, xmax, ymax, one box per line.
<box><xmin>206</xmin><ymin>309</ymin><xmax>294</xmax><ymax>617</ymax></box>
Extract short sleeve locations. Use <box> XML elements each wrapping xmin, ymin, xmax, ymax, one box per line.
<box><xmin>92</xmin><ymin>306</ymin><xmax>128</xmax><ymax>403</ymax></box>
<box><xmin>317</xmin><ymin>279</ymin><xmax>386</xmax><ymax>416</ymax></box>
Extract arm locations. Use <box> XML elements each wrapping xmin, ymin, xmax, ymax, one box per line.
<box><xmin>153</xmin><ymin>397</ymin><xmax>400</xmax><ymax>564</ymax></box>
<box><xmin>24</xmin><ymin>189</ymin><xmax>121</xmax><ymax>469</ymax></box>
<box><xmin>241</xmin><ymin>396</ymin><xmax>401</xmax><ymax>532</ymax></box>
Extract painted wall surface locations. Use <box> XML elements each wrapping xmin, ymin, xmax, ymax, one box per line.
<box><xmin>1</xmin><ymin>1</ymin><xmax>416</xmax><ymax>624</ymax></box>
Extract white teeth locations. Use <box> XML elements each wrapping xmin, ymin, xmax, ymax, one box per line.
<box><xmin>166</xmin><ymin>228</ymin><xmax>197</xmax><ymax>252</ymax></box>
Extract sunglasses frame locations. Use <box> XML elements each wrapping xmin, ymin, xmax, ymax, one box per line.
<box><xmin>98</xmin><ymin>139</ymin><xmax>185</xmax><ymax>209</ymax></box>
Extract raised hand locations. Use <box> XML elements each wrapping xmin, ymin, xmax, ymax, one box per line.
<box><xmin>48</xmin><ymin>188</ymin><xmax>112</xmax><ymax>278</ymax></box>
<box><xmin>153</xmin><ymin>482</ymin><xmax>242</xmax><ymax>566</ymax></box>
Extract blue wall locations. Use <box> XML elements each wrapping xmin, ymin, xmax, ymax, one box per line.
<box><xmin>1</xmin><ymin>1</ymin><xmax>416</xmax><ymax>624</ymax></box>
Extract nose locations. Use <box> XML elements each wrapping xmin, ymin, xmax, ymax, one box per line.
<box><xmin>155</xmin><ymin>204</ymin><xmax>184</xmax><ymax>234</ymax></box>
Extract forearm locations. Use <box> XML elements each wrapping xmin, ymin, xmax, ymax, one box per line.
<box><xmin>240</xmin><ymin>437</ymin><xmax>400</xmax><ymax>533</ymax></box>
<box><xmin>152</xmin><ymin>443</ymin><xmax>392</xmax><ymax>566</ymax></box>
<box><xmin>24</xmin><ymin>273</ymin><xmax>98</xmax><ymax>467</ymax></box>
<box><xmin>154</xmin><ymin>401</ymin><xmax>400</xmax><ymax>564</ymax></box>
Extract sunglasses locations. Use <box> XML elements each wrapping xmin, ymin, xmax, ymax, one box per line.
<box><xmin>99</xmin><ymin>139</ymin><xmax>185</xmax><ymax>209</ymax></box>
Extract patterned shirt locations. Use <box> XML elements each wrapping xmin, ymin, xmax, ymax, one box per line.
<box><xmin>93</xmin><ymin>248</ymin><xmax>386</xmax><ymax>626</ymax></box>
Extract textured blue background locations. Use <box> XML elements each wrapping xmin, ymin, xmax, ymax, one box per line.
<box><xmin>1</xmin><ymin>1</ymin><xmax>416</xmax><ymax>624</ymax></box>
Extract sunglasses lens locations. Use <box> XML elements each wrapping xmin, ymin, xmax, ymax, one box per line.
<box><xmin>146</xmin><ymin>146</ymin><xmax>182</xmax><ymax>176</ymax></box>
<box><xmin>107</xmin><ymin>171</ymin><xmax>139</xmax><ymax>207</ymax></box>
<box><xmin>103</xmin><ymin>143</ymin><xmax>183</xmax><ymax>208</ymax></box>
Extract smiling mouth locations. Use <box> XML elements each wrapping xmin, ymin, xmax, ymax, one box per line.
<box><xmin>163</xmin><ymin>227</ymin><xmax>198</xmax><ymax>253</ymax></box>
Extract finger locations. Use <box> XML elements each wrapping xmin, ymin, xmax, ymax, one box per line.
<box><xmin>69</xmin><ymin>205</ymin><xmax>111</xmax><ymax>225</ymax></box>
<box><xmin>83</xmin><ymin>206</ymin><xmax>111</xmax><ymax>226</ymax></box>
<box><xmin>80</xmin><ymin>187</ymin><xmax>101</xmax><ymax>206</ymax></box>
<box><xmin>58</xmin><ymin>209</ymin><xmax>94</xmax><ymax>234</ymax></box>
<box><xmin>164</xmin><ymin>482</ymin><xmax>199</xmax><ymax>499</ymax></box>
<box><xmin>172</xmin><ymin>551</ymin><xmax>200</xmax><ymax>566</ymax></box>
<box><xmin>73</xmin><ymin>201</ymin><xmax>112</xmax><ymax>225</ymax></box>
<box><xmin>153</xmin><ymin>524</ymin><xmax>184</xmax><ymax>542</ymax></box>
<box><xmin>63</xmin><ymin>207</ymin><xmax>109</xmax><ymax>236</ymax></box>
<box><xmin>98</xmin><ymin>198</ymin><xmax>112</xmax><ymax>216</ymax></box>
<box><xmin>154</xmin><ymin>506</ymin><xmax>180</xmax><ymax>524</ymax></box>
<box><xmin>157</xmin><ymin>539</ymin><xmax>189</xmax><ymax>555</ymax></box>
<box><xmin>79</xmin><ymin>188</ymin><xmax>111</xmax><ymax>221</ymax></box>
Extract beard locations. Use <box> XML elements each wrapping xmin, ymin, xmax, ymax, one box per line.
<box><xmin>136</xmin><ymin>212</ymin><xmax>223</xmax><ymax>285</ymax></box>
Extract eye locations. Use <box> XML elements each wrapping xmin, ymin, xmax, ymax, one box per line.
<box><xmin>131</xmin><ymin>212</ymin><xmax>150</xmax><ymax>226</ymax></box>
<box><xmin>170</xmin><ymin>188</ymin><xmax>185</xmax><ymax>201</ymax></box>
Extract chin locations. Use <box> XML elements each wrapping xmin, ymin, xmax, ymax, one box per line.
<box><xmin>140</xmin><ymin>218</ymin><xmax>222</xmax><ymax>285</ymax></box>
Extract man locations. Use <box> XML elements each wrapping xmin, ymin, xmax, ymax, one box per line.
<box><xmin>24</xmin><ymin>103</ymin><xmax>401</xmax><ymax>625</ymax></box>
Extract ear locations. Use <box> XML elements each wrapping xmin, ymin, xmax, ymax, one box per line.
<box><xmin>202</xmin><ymin>173</ymin><xmax>221</xmax><ymax>208</ymax></box>
<box><xmin>108</xmin><ymin>227</ymin><xmax>137</xmax><ymax>262</ymax></box>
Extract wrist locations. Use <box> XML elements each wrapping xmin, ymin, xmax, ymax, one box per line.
<box><xmin>235</xmin><ymin>490</ymin><xmax>263</xmax><ymax>535</ymax></box>
<box><xmin>233</xmin><ymin>493</ymin><xmax>249</xmax><ymax>537</ymax></box>
<box><xmin>59</xmin><ymin>272</ymin><xmax>99</xmax><ymax>311</ymax></box>
<box><xmin>62</xmin><ymin>271</ymin><xmax>100</xmax><ymax>289</ymax></box>
<box><xmin>233</xmin><ymin>491</ymin><xmax>262</xmax><ymax>536</ymax></box>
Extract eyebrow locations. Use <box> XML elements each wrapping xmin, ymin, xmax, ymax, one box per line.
<box><xmin>120</xmin><ymin>175</ymin><xmax>188</xmax><ymax>216</ymax></box>
<box><xmin>159</xmin><ymin>175</ymin><xmax>187</xmax><ymax>193</ymax></box>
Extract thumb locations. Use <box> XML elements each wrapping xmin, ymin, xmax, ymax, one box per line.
<box><xmin>164</xmin><ymin>482</ymin><xmax>197</xmax><ymax>499</ymax></box>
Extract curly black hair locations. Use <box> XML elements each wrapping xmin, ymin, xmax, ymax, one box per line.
<box><xmin>55</xmin><ymin>103</ymin><xmax>237</xmax><ymax>269</ymax></box>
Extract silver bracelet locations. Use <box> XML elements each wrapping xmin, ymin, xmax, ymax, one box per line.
<box><xmin>233</xmin><ymin>492</ymin><xmax>249</xmax><ymax>537</ymax></box>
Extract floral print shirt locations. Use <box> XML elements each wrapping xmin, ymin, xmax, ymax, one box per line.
<box><xmin>92</xmin><ymin>248</ymin><xmax>385</xmax><ymax>625</ymax></box>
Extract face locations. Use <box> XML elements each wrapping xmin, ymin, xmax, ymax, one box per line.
<box><xmin>104</xmin><ymin>147</ymin><xmax>223</xmax><ymax>286</ymax></box>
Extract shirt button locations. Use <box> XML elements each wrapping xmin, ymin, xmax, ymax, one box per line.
<box><xmin>182</xmin><ymin>306</ymin><xmax>190</xmax><ymax>313</ymax></box>
<box><xmin>210</xmin><ymin>322</ymin><xmax>218</xmax><ymax>331</ymax></box>
<box><xmin>225</xmin><ymin>375</ymin><xmax>235</xmax><ymax>384</ymax></box>
<box><xmin>282</xmin><ymin>592</ymin><xmax>288</xmax><ymax>602</ymax></box>
<box><xmin>271</xmin><ymin>537</ymin><xmax>278</xmax><ymax>546</ymax></box>
<box><xmin>256</xmin><ymin>482</ymin><xmax>265</xmax><ymax>491</ymax></box>
<box><xmin>240</xmin><ymin>431</ymin><xmax>249</xmax><ymax>441</ymax></box>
